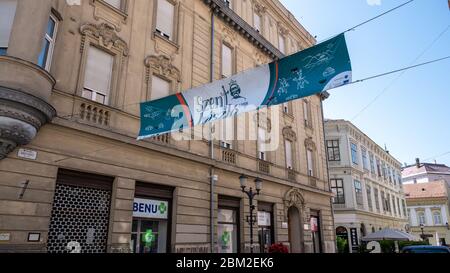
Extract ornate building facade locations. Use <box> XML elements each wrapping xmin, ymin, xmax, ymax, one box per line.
<box><xmin>0</xmin><ymin>0</ymin><xmax>335</xmax><ymax>253</ymax></box>
<box><xmin>325</xmin><ymin>120</ymin><xmax>408</xmax><ymax>252</ymax></box>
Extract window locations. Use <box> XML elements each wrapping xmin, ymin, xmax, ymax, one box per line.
<box><xmin>82</xmin><ymin>46</ymin><xmax>114</xmax><ymax>105</ymax></box>
<box><xmin>392</xmin><ymin>195</ymin><xmax>397</xmax><ymax>216</ymax></box>
<box><xmin>257</xmin><ymin>126</ymin><xmax>266</xmax><ymax>160</ymax></box>
<box><xmin>38</xmin><ymin>14</ymin><xmax>58</xmax><ymax>71</ymax></box>
<box><xmin>367</xmin><ymin>185</ymin><xmax>372</xmax><ymax>211</ymax></box>
<box><xmin>369</xmin><ymin>153</ymin><xmax>375</xmax><ymax>174</ymax></box>
<box><xmin>362</xmin><ymin>148</ymin><xmax>368</xmax><ymax>170</ymax></box>
<box><xmin>285</xmin><ymin>140</ymin><xmax>293</xmax><ymax>170</ymax></box>
<box><xmin>402</xmin><ymin>200</ymin><xmax>407</xmax><ymax>217</ymax></box>
<box><xmin>382</xmin><ymin>162</ymin><xmax>387</xmax><ymax>179</ymax></box>
<box><xmin>282</xmin><ymin>103</ymin><xmax>289</xmax><ymax>114</ymax></box>
<box><xmin>221</xmin><ymin>43</ymin><xmax>233</xmax><ymax>78</ymax></box>
<box><xmin>327</xmin><ymin>140</ymin><xmax>340</xmax><ymax>161</ymax></box>
<box><xmin>253</xmin><ymin>12</ymin><xmax>261</xmax><ymax>33</ymax></box>
<box><xmin>156</xmin><ymin>0</ymin><xmax>175</xmax><ymax>40</ymax></box>
<box><xmin>0</xmin><ymin>0</ymin><xmax>17</xmax><ymax>55</ymax></box>
<box><xmin>354</xmin><ymin>180</ymin><xmax>363</xmax><ymax>206</ymax></box>
<box><xmin>219</xmin><ymin>117</ymin><xmax>235</xmax><ymax>150</ymax></box>
<box><xmin>385</xmin><ymin>193</ymin><xmax>391</xmax><ymax>212</ymax></box>
<box><xmin>303</xmin><ymin>100</ymin><xmax>311</xmax><ymax>128</ymax></box>
<box><xmin>376</xmin><ymin>158</ymin><xmax>382</xmax><ymax>177</ymax></box>
<box><xmin>388</xmin><ymin>166</ymin><xmax>392</xmax><ymax>183</ymax></box>
<box><xmin>433</xmin><ymin>211</ymin><xmax>442</xmax><ymax>225</ymax></box>
<box><xmin>374</xmin><ymin>188</ymin><xmax>380</xmax><ymax>211</ymax></box>
<box><xmin>351</xmin><ymin>143</ymin><xmax>358</xmax><ymax>165</ymax></box>
<box><xmin>104</xmin><ymin>0</ymin><xmax>121</xmax><ymax>9</ymax></box>
<box><xmin>396</xmin><ymin>198</ymin><xmax>401</xmax><ymax>216</ymax></box>
<box><xmin>307</xmin><ymin>149</ymin><xmax>314</xmax><ymax>177</ymax></box>
<box><xmin>330</xmin><ymin>179</ymin><xmax>344</xmax><ymax>204</ymax></box>
<box><xmin>418</xmin><ymin>212</ymin><xmax>425</xmax><ymax>226</ymax></box>
<box><xmin>278</xmin><ymin>34</ymin><xmax>286</xmax><ymax>54</ymax></box>
<box><xmin>151</xmin><ymin>75</ymin><xmax>170</xmax><ymax>100</ymax></box>
<box><xmin>381</xmin><ymin>192</ymin><xmax>386</xmax><ymax>212</ymax></box>
<box><xmin>218</xmin><ymin>208</ymin><xmax>238</xmax><ymax>253</ymax></box>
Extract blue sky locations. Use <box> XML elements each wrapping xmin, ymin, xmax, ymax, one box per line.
<box><xmin>280</xmin><ymin>0</ymin><xmax>450</xmax><ymax>167</ymax></box>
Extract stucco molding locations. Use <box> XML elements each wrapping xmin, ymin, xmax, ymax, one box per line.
<box><xmin>80</xmin><ymin>22</ymin><xmax>129</xmax><ymax>56</ymax></box>
<box><xmin>144</xmin><ymin>55</ymin><xmax>181</xmax><ymax>83</ymax></box>
<box><xmin>304</xmin><ymin>137</ymin><xmax>316</xmax><ymax>151</ymax></box>
<box><xmin>282</xmin><ymin>126</ymin><xmax>297</xmax><ymax>142</ymax></box>
<box><xmin>284</xmin><ymin>187</ymin><xmax>307</xmax><ymax>222</ymax></box>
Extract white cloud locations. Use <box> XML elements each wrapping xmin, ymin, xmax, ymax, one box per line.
<box><xmin>367</xmin><ymin>0</ymin><xmax>382</xmax><ymax>6</ymax></box>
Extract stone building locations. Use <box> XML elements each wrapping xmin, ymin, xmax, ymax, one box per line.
<box><xmin>404</xmin><ymin>180</ymin><xmax>450</xmax><ymax>246</ymax></box>
<box><xmin>0</xmin><ymin>0</ymin><xmax>335</xmax><ymax>253</ymax></box>
<box><xmin>324</xmin><ymin>120</ymin><xmax>408</xmax><ymax>252</ymax></box>
<box><xmin>402</xmin><ymin>159</ymin><xmax>450</xmax><ymax>186</ymax></box>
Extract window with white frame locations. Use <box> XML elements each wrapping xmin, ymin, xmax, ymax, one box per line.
<box><xmin>38</xmin><ymin>14</ymin><xmax>58</xmax><ymax>71</ymax></box>
<box><xmin>369</xmin><ymin>152</ymin><xmax>375</xmax><ymax>174</ymax></box>
<box><xmin>151</xmin><ymin>75</ymin><xmax>170</xmax><ymax>100</ymax></box>
<box><xmin>0</xmin><ymin>0</ymin><xmax>17</xmax><ymax>55</ymax></box>
<box><xmin>155</xmin><ymin>0</ymin><xmax>175</xmax><ymax>40</ymax></box>
<box><xmin>376</xmin><ymin>158</ymin><xmax>382</xmax><ymax>177</ymax></box>
<box><xmin>351</xmin><ymin>143</ymin><xmax>358</xmax><ymax>165</ymax></box>
<box><xmin>354</xmin><ymin>180</ymin><xmax>363</xmax><ymax>206</ymax></box>
<box><xmin>104</xmin><ymin>0</ymin><xmax>122</xmax><ymax>9</ymax></box>
<box><xmin>221</xmin><ymin>43</ymin><xmax>233</xmax><ymax>78</ymax></box>
<box><xmin>285</xmin><ymin>140</ymin><xmax>293</xmax><ymax>170</ymax></box>
<box><xmin>374</xmin><ymin>188</ymin><xmax>380</xmax><ymax>211</ymax></box>
<box><xmin>367</xmin><ymin>185</ymin><xmax>372</xmax><ymax>211</ymax></box>
<box><xmin>418</xmin><ymin>211</ymin><xmax>426</xmax><ymax>226</ymax></box>
<box><xmin>82</xmin><ymin>46</ymin><xmax>114</xmax><ymax>105</ymax></box>
<box><xmin>362</xmin><ymin>147</ymin><xmax>369</xmax><ymax>170</ymax></box>
<box><xmin>253</xmin><ymin>12</ymin><xmax>261</xmax><ymax>33</ymax></box>
<box><xmin>307</xmin><ymin>149</ymin><xmax>314</xmax><ymax>177</ymax></box>
<box><xmin>433</xmin><ymin>211</ymin><xmax>442</xmax><ymax>225</ymax></box>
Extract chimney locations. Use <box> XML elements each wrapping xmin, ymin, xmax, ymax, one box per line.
<box><xmin>416</xmin><ymin>158</ymin><xmax>420</xmax><ymax>168</ymax></box>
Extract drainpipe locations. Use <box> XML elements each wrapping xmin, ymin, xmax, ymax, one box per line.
<box><xmin>209</xmin><ymin>8</ymin><xmax>216</xmax><ymax>254</ymax></box>
<box><xmin>320</xmin><ymin>92</ymin><xmax>337</xmax><ymax>253</ymax></box>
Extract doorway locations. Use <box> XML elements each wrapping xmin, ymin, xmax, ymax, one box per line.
<box><xmin>288</xmin><ymin>206</ymin><xmax>303</xmax><ymax>253</ymax></box>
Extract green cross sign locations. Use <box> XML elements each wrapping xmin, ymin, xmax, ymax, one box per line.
<box><xmin>221</xmin><ymin>231</ymin><xmax>231</xmax><ymax>246</ymax></box>
<box><xmin>142</xmin><ymin>229</ymin><xmax>155</xmax><ymax>246</ymax></box>
<box><xmin>159</xmin><ymin>202</ymin><xmax>167</xmax><ymax>214</ymax></box>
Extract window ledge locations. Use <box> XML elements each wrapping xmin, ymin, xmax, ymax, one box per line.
<box><xmin>152</xmin><ymin>31</ymin><xmax>180</xmax><ymax>50</ymax></box>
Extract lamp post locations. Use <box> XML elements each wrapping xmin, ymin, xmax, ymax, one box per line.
<box><xmin>240</xmin><ymin>175</ymin><xmax>262</xmax><ymax>253</ymax></box>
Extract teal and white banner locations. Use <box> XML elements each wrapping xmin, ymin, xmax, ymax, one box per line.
<box><xmin>138</xmin><ymin>34</ymin><xmax>352</xmax><ymax>140</ymax></box>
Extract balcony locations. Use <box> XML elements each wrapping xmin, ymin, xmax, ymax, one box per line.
<box><xmin>258</xmin><ymin>159</ymin><xmax>270</xmax><ymax>174</ymax></box>
<box><xmin>221</xmin><ymin>149</ymin><xmax>237</xmax><ymax>165</ymax></box>
<box><xmin>0</xmin><ymin>56</ymin><xmax>56</xmax><ymax>159</ymax></box>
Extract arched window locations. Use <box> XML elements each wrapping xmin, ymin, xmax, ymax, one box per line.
<box><xmin>418</xmin><ymin>212</ymin><xmax>426</xmax><ymax>226</ymax></box>
<box><xmin>433</xmin><ymin>211</ymin><xmax>442</xmax><ymax>225</ymax></box>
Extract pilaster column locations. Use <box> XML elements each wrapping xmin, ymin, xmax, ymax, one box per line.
<box><xmin>425</xmin><ymin>207</ymin><xmax>433</xmax><ymax>226</ymax></box>
<box><xmin>7</xmin><ymin>0</ymin><xmax>52</xmax><ymax>64</ymax></box>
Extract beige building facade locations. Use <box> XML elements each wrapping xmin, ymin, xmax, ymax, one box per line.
<box><xmin>325</xmin><ymin>120</ymin><xmax>408</xmax><ymax>252</ymax></box>
<box><xmin>0</xmin><ymin>0</ymin><xmax>335</xmax><ymax>253</ymax></box>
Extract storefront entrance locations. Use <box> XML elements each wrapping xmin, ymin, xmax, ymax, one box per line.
<box><xmin>47</xmin><ymin>169</ymin><xmax>113</xmax><ymax>253</ymax></box>
<box><xmin>257</xmin><ymin>202</ymin><xmax>274</xmax><ymax>253</ymax></box>
<box><xmin>310</xmin><ymin>211</ymin><xmax>322</xmax><ymax>253</ymax></box>
<box><xmin>132</xmin><ymin>182</ymin><xmax>173</xmax><ymax>254</ymax></box>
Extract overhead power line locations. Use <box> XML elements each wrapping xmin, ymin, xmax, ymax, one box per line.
<box><xmin>350</xmin><ymin>24</ymin><xmax>450</xmax><ymax>121</ymax></box>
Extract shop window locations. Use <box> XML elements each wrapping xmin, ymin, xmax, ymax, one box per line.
<box><xmin>310</xmin><ymin>211</ymin><xmax>322</xmax><ymax>253</ymax></box>
<box><xmin>257</xmin><ymin>202</ymin><xmax>274</xmax><ymax>253</ymax></box>
<box><xmin>0</xmin><ymin>0</ymin><xmax>17</xmax><ymax>55</ymax></box>
<box><xmin>218</xmin><ymin>196</ymin><xmax>240</xmax><ymax>253</ymax></box>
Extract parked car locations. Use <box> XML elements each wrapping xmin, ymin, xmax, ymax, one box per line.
<box><xmin>402</xmin><ymin>245</ymin><xmax>450</xmax><ymax>253</ymax></box>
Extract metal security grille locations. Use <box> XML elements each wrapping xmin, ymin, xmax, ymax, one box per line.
<box><xmin>47</xmin><ymin>183</ymin><xmax>111</xmax><ymax>253</ymax></box>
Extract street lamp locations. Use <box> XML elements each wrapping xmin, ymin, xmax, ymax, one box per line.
<box><xmin>240</xmin><ymin>175</ymin><xmax>262</xmax><ymax>253</ymax></box>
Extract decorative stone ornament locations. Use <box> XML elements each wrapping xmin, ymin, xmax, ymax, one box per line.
<box><xmin>80</xmin><ymin>22</ymin><xmax>129</xmax><ymax>56</ymax></box>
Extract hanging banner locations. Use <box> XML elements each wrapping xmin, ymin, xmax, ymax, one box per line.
<box><xmin>138</xmin><ymin>33</ymin><xmax>352</xmax><ymax>140</ymax></box>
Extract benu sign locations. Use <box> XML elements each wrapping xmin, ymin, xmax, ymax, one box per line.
<box><xmin>133</xmin><ymin>198</ymin><xmax>169</xmax><ymax>219</ymax></box>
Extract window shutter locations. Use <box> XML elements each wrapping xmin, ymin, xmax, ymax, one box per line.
<box><xmin>278</xmin><ymin>35</ymin><xmax>285</xmax><ymax>54</ymax></box>
<box><xmin>156</xmin><ymin>0</ymin><xmax>175</xmax><ymax>39</ymax></box>
<box><xmin>253</xmin><ymin>13</ymin><xmax>261</xmax><ymax>32</ymax></box>
<box><xmin>104</xmin><ymin>0</ymin><xmax>121</xmax><ymax>9</ymax></box>
<box><xmin>0</xmin><ymin>0</ymin><xmax>17</xmax><ymax>48</ymax></box>
<box><xmin>221</xmin><ymin>44</ymin><xmax>232</xmax><ymax>78</ymax></box>
<box><xmin>84</xmin><ymin>47</ymin><xmax>114</xmax><ymax>101</ymax></box>
<box><xmin>285</xmin><ymin>140</ymin><xmax>292</xmax><ymax>169</ymax></box>
<box><xmin>151</xmin><ymin>75</ymin><xmax>170</xmax><ymax>100</ymax></box>
<box><xmin>307</xmin><ymin>149</ymin><xmax>313</xmax><ymax>176</ymax></box>
<box><xmin>257</xmin><ymin>127</ymin><xmax>266</xmax><ymax>152</ymax></box>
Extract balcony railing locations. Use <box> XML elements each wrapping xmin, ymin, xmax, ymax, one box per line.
<box><xmin>222</xmin><ymin>149</ymin><xmax>237</xmax><ymax>165</ymax></box>
<box><xmin>287</xmin><ymin>169</ymin><xmax>296</xmax><ymax>182</ymax></box>
<box><xmin>79</xmin><ymin>103</ymin><xmax>110</xmax><ymax>127</ymax></box>
<box><xmin>258</xmin><ymin>160</ymin><xmax>270</xmax><ymax>174</ymax></box>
